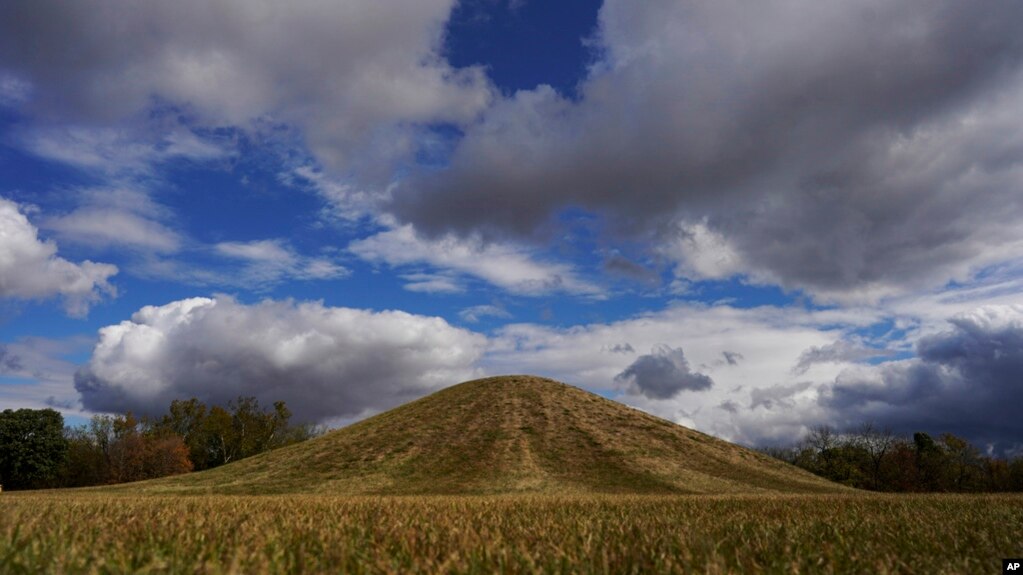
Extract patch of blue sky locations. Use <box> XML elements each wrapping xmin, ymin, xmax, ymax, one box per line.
<box><xmin>0</xmin><ymin>375</ymin><xmax>32</xmax><ymax>387</ymax></box>
<box><xmin>0</xmin><ymin>143</ymin><xmax>95</xmax><ymax>206</ymax></box>
<box><xmin>445</xmin><ymin>0</ymin><xmax>603</xmax><ymax>97</ymax></box>
<box><xmin>0</xmin><ymin>302</ymin><xmax>100</xmax><ymax>342</ymax></box>
<box><xmin>413</xmin><ymin>123</ymin><xmax>464</xmax><ymax>170</ymax></box>
<box><xmin>62</xmin><ymin>414</ymin><xmax>91</xmax><ymax>427</ymax></box>
<box><xmin>680</xmin><ymin>278</ymin><xmax>803</xmax><ymax>309</ymax></box>
<box><xmin>161</xmin><ymin>165</ymin><xmax>316</xmax><ymax>243</ymax></box>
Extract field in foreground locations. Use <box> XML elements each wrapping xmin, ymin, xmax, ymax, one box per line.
<box><xmin>2</xmin><ymin>493</ymin><xmax>1021</xmax><ymax>574</ymax></box>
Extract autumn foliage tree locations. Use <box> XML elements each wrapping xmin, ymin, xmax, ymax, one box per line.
<box><xmin>62</xmin><ymin>413</ymin><xmax>192</xmax><ymax>486</ymax></box>
<box><xmin>153</xmin><ymin>396</ymin><xmax>313</xmax><ymax>471</ymax></box>
<box><xmin>767</xmin><ymin>424</ymin><xmax>1023</xmax><ymax>493</ymax></box>
<box><xmin>58</xmin><ymin>395</ymin><xmax>315</xmax><ymax>487</ymax></box>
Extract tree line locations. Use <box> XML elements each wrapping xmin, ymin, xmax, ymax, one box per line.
<box><xmin>762</xmin><ymin>423</ymin><xmax>1023</xmax><ymax>492</ymax></box>
<box><xmin>0</xmin><ymin>397</ymin><xmax>322</xmax><ymax>490</ymax></box>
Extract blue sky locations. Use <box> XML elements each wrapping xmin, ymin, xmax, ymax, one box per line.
<box><xmin>2</xmin><ymin>0</ymin><xmax>1023</xmax><ymax>452</ymax></box>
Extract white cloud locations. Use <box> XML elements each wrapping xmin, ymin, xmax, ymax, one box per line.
<box><xmin>214</xmin><ymin>239</ymin><xmax>349</xmax><ymax>285</ymax></box>
<box><xmin>0</xmin><ymin>72</ymin><xmax>31</xmax><ymax>106</ymax></box>
<box><xmin>400</xmin><ymin>272</ymin><xmax>464</xmax><ymax>294</ymax></box>
<box><xmin>884</xmin><ymin>261</ymin><xmax>1023</xmax><ymax>326</ymax></box>
<box><xmin>350</xmin><ymin>224</ymin><xmax>603</xmax><ymax>297</ymax></box>
<box><xmin>662</xmin><ymin>220</ymin><xmax>747</xmax><ymax>282</ymax></box>
<box><xmin>17</xmin><ymin>126</ymin><xmax>229</xmax><ymax>176</ymax></box>
<box><xmin>39</xmin><ymin>186</ymin><xmax>184</xmax><ymax>257</ymax></box>
<box><xmin>792</xmin><ymin>339</ymin><xmax>895</xmax><ymax>376</ymax></box>
<box><xmin>0</xmin><ymin>197</ymin><xmax>117</xmax><ymax>317</ymax></box>
<box><xmin>47</xmin><ymin>208</ymin><xmax>181</xmax><ymax>254</ymax></box>
<box><xmin>75</xmin><ymin>296</ymin><xmax>487</xmax><ymax>421</ymax></box>
<box><xmin>280</xmin><ymin>165</ymin><xmax>379</xmax><ymax>223</ymax></box>
<box><xmin>459</xmin><ymin>304</ymin><xmax>512</xmax><ymax>323</ymax></box>
<box><xmin>215</xmin><ymin>239</ymin><xmax>295</xmax><ymax>263</ymax></box>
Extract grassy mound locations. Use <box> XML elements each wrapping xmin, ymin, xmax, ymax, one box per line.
<box><xmin>113</xmin><ymin>375</ymin><xmax>844</xmax><ymax>494</ymax></box>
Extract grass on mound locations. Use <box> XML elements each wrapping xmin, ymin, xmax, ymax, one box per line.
<box><xmin>2</xmin><ymin>492</ymin><xmax>1021</xmax><ymax>574</ymax></box>
<box><xmin>116</xmin><ymin>376</ymin><xmax>842</xmax><ymax>495</ymax></box>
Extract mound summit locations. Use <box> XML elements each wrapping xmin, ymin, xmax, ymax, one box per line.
<box><xmin>134</xmin><ymin>375</ymin><xmax>843</xmax><ymax>495</ymax></box>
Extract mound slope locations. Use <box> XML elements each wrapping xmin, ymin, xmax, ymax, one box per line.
<box><xmin>128</xmin><ymin>375</ymin><xmax>844</xmax><ymax>494</ymax></box>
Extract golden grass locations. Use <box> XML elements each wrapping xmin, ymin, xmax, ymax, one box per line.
<box><xmin>112</xmin><ymin>376</ymin><xmax>842</xmax><ymax>495</ymax></box>
<box><xmin>3</xmin><ymin>492</ymin><xmax>1021</xmax><ymax>574</ymax></box>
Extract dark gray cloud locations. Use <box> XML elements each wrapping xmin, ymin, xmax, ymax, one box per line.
<box><xmin>793</xmin><ymin>340</ymin><xmax>894</xmax><ymax>375</ymax></box>
<box><xmin>74</xmin><ymin>296</ymin><xmax>486</xmax><ymax>422</ymax></box>
<box><xmin>602</xmin><ymin>343</ymin><xmax>635</xmax><ymax>354</ymax></box>
<box><xmin>722</xmin><ymin>351</ymin><xmax>743</xmax><ymax>366</ymax></box>
<box><xmin>819</xmin><ymin>305</ymin><xmax>1023</xmax><ymax>453</ymax></box>
<box><xmin>392</xmin><ymin>0</ymin><xmax>1023</xmax><ymax>301</ymax></box>
<box><xmin>615</xmin><ymin>344</ymin><xmax>713</xmax><ymax>399</ymax></box>
<box><xmin>0</xmin><ymin>344</ymin><xmax>24</xmax><ymax>372</ymax></box>
<box><xmin>602</xmin><ymin>254</ymin><xmax>659</xmax><ymax>284</ymax></box>
<box><xmin>750</xmin><ymin>381</ymin><xmax>813</xmax><ymax>411</ymax></box>
<box><xmin>0</xmin><ymin>0</ymin><xmax>491</xmax><ymax>177</ymax></box>
<box><xmin>717</xmin><ymin>400</ymin><xmax>739</xmax><ymax>414</ymax></box>
<box><xmin>45</xmin><ymin>395</ymin><xmax>78</xmax><ymax>410</ymax></box>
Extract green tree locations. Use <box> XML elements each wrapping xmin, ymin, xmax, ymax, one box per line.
<box><xmin>156</xmin><ymin>396</ymin><xmax>307</xmax><ymax>469</ymax></box>
<box><xmin>229</xmin><ymin>397</ymin><xmax>292</xmax><ymax>459</ymax></box>
<box><xmin>939</xmin><ymin>433</ymin><xmax>983</xmax><ymax>492</ymax></box>
<box><xmin>914</xmin><ymin>432</ymin><xmax>949</xmax><ymax>491</ymax></box>
<box><xmin>0</xmin><ymin>408</ymin><xmax>68</xmax><ymax>489</ymax></box>
<box><xmin>156</xmin><ymin>398</ymin><xmax>211</xmax><ymax>470</ymax></box>
<box><xmin>203</xmin><ymin>404</ymin><xmax>237</xmax><ymax>466</ymax></box>
<box><xmin>60</xmin><ymin>425</ymin><xmax>106</xmax><ymax>487</ymax></box>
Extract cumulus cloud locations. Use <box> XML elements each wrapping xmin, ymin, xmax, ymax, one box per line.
<box><xmin>349</xmin><ymin>224</ymin><xmax>602</xmax><ymax>296</ymax></box>
<box><xmin>0</xmin><ymin>197</ymin><xmax>117</xmax><ymax>316</ymax></box>
<box><xmin>74</xmin><ymin>296</ymin><xmax>486</xmax><ymax>421</ymax></box>
<box><xmin>819</xmin><ymin>305</ymin><xmax>1023</xmax><ymax>452</ymax></box>
<box><xmin>392</xmin><ymin>0</ymin><xmax>1023</xmax><ymax>302</ymax></box>
<box><xmin>614</xmin><ymin>345</ymin><xmax>713</xmax><ymax>399</ymax></box>
<box><xmin>0</xmin><ymin>0</ymin><xmax>491</xmax><ymax>177</ymax></box>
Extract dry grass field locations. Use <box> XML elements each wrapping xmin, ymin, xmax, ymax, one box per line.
<box><xmin>2</xmin><ymin>492</ymin><xmax>1022</xmax><ymax>574</ymax></box>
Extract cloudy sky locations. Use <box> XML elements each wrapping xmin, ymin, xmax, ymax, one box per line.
<box><xmin>2</xmin><ymin>0</ymin><xmax>1022</xmax><ymax>453</ymax></box>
